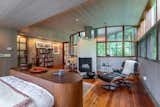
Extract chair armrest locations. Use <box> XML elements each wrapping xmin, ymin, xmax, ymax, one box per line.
<box><xmin>111</xmin><ymin>76</ymin><xmax>125</xmax><ymax>82</ymax></box>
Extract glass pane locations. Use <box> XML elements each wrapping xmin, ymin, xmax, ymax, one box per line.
<box><xmin>107</xmin><ymin>42</ymin><xmax>117</xmax><ymax>56</ymax></box>
<box><xmin>70</xmin><ymin>36</ymin><xmax>74</xmax><ymax>44</ymax></box>
<box><xmin>124</xmin><ymin>26</ymin><xmax>136</xmax><ymax>41</ymax></box>
<box><xmin>17</xmin><ymin>36</ymin><xmax>20</xmax><ymax>42</ymax></box>
<box><xmin>147</xmin><ymin>28</ymin><xmax>157</xmax><ymax>60</ymax></box>
<box><xmin>140</xmin><ymin>39</ymin><xmax>146</xmax><ymax>57</ymax></box>
<box><xmin>80</xmin><ymin>32</ymin><xmax>85</xmax><ymax>38</ymax></box>
<box><xmin>138</xmin><ymin>42</ymin><xmax>141</xmax><ymax>57</ymax></box>
<box><xmin>124</xmin><ymin>42</ymin><xmax>135</xmax><ymax>56</ymax></box>
<box><xmin>107</xmin><ymin>34</ymin><xmax>116</xmax><ymax>41</ymax></box>
<box><xmin>151</xmin><ymin>0</ymin><xmax>156</xmax><ymax>25</ymax></box>
<box><xmin>116</xmin><ymin>32</ymin><xmax>123</xmax><ymax>41</ymax></box>
<box><xmin>20</xmin><ymin>58</ymin><xmax>27</xmax><ymax>64</ymax></box>
<box><xmin>20</xmin><ymin>43</ymin><xmax>26</xmax><ymax>50</ymax></box>
<box><xmin>73</xmin><ymin>33</ymin><xmax>79</xmax><ymax>44</ymax></box>
<box><xmin>91</xmin><ymin>30</ymin><xmax>95</xmax><ymax>38</ymax></box>
<box><xmin>97</xmin><ymin>43</ymin><xmax>106</xmax><ymax>56</ymax></box>
<box><xmin>159</xmin><ymin>25</ymin><xmax>160</xmax><ymax>60</ymax></box>
<box><xmin>96</xmin><ymin>28</ymin><xmax>106</xmax><ymax>41</ymax></box>
<box><xmin>117</xmin><ymin>42</ymin><xmax>122</xmax><ymax>56</ymax></box>
<box><xmin>20</xmin><ymin>37</ymin><xmax>26</xmax><ymax>43</ymax></box>
<box><xmin>73</xmin><ymin>46</ymin><xmax>77</xmax><ymax>56</ymax></box>
<box><xmin>70</xmin><ymin>46</ymin><xmax>74</xmax><ymax>56</ymax></box>
<box><xmin>64</xmin><ymin>43</ymin><xmax>69</xmax><ymax>56</ymax></box>
<box><xmin>158</xmin><ymin>0</ymin><xmax>160</xmax><ymax>21</ymax></box>
<box><xmin>107</xmin><ymin>27</ymin><xmax>123</xmax><ymax>41</ymax></box>
<box><xmin>19</xmin><ymin>51</ymin><xmax>27</xmax><ymax>57</ymax></box>
<box><xmin>97</xmin><ymin>28</ymin><xmax>105</xmax><ymax>36</ymax></box>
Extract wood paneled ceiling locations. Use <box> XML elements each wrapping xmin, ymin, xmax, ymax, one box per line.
<box><xmin>0</xmin><ymin>0</ymin><xmax>87</xmax><ymax>28</ymax></box>
<box><xmin>0</xmin><ymin>0</ymin><xmax>148</xmax><ymax>41</ymax></box>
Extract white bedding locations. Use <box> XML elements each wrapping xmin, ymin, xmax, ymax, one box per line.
<box><xmin>0</xmin><ymin>76</ymin><xmax>54</xmax><ymax>107</ymax></box>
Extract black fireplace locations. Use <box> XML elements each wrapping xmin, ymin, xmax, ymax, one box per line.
<box><xmin>79</xmin><ymin>58</ymin><xmax>92</xmax><ymax>72</ymax></box>
<box><xmin>79</xmin><ymin>57</ymin><xmax>95</xmax><ymax>79</ymax></box>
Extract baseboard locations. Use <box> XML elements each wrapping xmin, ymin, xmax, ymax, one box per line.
<box><xmin>139</xmin><ymin>76</ymin><xmax>160</xmax><ymax>107</ymax></box>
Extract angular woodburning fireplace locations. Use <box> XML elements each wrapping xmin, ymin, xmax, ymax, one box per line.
<box><xmin>79</xmin><ymin>58</ymin><xmax>92</xmax><ymax>72</ymax></box>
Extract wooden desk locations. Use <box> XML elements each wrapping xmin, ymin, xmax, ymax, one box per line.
<box><xmin>9</xmin><ymin>68</ymin><xmax>82</xmax><ymax>107</ymax></box>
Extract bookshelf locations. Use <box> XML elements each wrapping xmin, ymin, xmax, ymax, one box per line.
<box><xmin>36</xmin><ymin>48</ymin><xmax>54</xmax><ymax>67</ymax></box>
<box><xmin>35</xmin><ymin>41</ymin><xmax>54</xmax><ymax>67</ymax></box>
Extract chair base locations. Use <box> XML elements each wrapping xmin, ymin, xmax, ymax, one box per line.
<box><xmin>101</xmin><ymin>83</ymin><xmax>118</xmax><ymax>91</ymax></box>
<box><xmin>102</xmin><ymin>81</ymin><xmax>134</xmax><ymax>91</ymax></box>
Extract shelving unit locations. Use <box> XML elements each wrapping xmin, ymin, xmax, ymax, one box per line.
<box><xmin>36</xmin><ymin>48</ymin><xmax>54</xmax><ymax>67</ymax></box>
<box><xmin>17</xmin><ymin>35</ymin><xmax>28</xmax><ymax>66</ymax></box>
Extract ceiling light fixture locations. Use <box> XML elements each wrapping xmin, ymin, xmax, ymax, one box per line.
<box><xmin>75</xmin><ymin>18</ymin><xmax>79</xmax><ymax>22</ymax></box>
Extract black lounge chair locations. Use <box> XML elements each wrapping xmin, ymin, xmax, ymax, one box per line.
<box><xmin>98</xmin><ymin>60</ymin><xmax>139</xmax><ymax>90</ymax></box>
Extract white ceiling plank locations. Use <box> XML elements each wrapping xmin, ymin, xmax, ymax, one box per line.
<box><xmin>21</xmin><ymin>0</ymin><xmax>147</xmax><ymax>41</ymax></box>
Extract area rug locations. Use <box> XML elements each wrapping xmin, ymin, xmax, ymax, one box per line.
<box><xmin>83</xmin><ymin>82</ymin><xmax>95</xmax><ymax>96</ymax></box>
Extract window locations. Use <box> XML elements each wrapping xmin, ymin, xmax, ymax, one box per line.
<box><xmin>107</xmin><ymin>42</ymin><xmax>123</xmax><ymax>56</ymax></box>
<box><xmin>151</xmin><ymin>0</ymin><xmax>156</xmax><ymax>26</ymax></box>
<box><xmin>158</xmin><ymin>0</ymin><xmax>160</xmax><ymax>21</ymax></box>
<box><xmin>138</xmin><ymin>42</ymin><xmax>141</xmax><ymax>57</ymax></box>
<box><xmin>91</xmin><ymin>30</ymin><xmax>95</xmax><ymax>38</ymax></box>
<box><xmin>147</xmin><ymin>28</ymin><xmax>157</xmax><ymax>60</ymax></box>
<box><xmin>97</xmin><ymin>43</ymin><xmax>106</xmax><ymax>56</ymax></box>
<box><xmin>64</xmin><ymin>43</ymin><xmax>69</xmax><ymax>63</ymax></box>
<box><xmin>70</xmin><ymin>33</ymin><xmax>79</xmax><ymax>56</ymax></box>
<box><xmin>107</xmin><ymin>42</ymin><xmax>116</xmax><ymax>56</ymax></box>
<box><xmin>107</xmin><ymin>27</ymin><xmax>123</xmax><ymax>41</ymax></box>
<box><xmin>159</xmin><ymin>25</ymin><xmax>160</xmax><ymax>60</ymax></box>
<box><xmin>70</xmin><ymin>26</ymin><xmax>136</xmax><ymax>57</ymax></box>
<box><xmin>107</xmin><ymin>27</ymin><xmax>123</xmax><ymax>56</ymax></box>
<box><xmin>124</xmin><ymin>27</ymin><xmax>136</xmax><ymax>41</ymax></box>
<box><xmin>140</xmin><ymin>39</ymin><xmax>146</xmax><ymax>57</ymax></box>
<box><xmin>73</xmin><ymin>33</ymin><xmax>79</xmax><ymax>45</ymax></box>
<box><xmin>124</xmin><ymin>42</ymin><xmax>135</xmax><ymax>56</ymax></box>
<box><xmin>96</xmin><ymin>28</ymin><xmax>106</xmax><ymax>42</ymax></box>
<box><xmin>124</xmin><ymin>26</ymin><xmax>136</xmax><ymax>56</ymax></box>
<box><xmin>80</xmin><ymin>32</ymin><xmax>85</xmax><ymax>38</ymax></box>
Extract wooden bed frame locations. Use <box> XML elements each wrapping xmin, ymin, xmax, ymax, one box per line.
<box><xmin>9</xmin><ymin>69</ymin><xmax>82</xmax><ymax>107</ymax></box>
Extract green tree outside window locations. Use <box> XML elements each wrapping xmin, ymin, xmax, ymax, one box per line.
<box><xmin>97</xmin><ymin>43</ymin><xmax>106</xmax><ymax>56</ymax></box>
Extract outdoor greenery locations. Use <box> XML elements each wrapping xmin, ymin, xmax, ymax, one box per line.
<box><xmin>97</xmin><ymin>26</ymin><xmax>136</xmax><ymax>56</ymax></box>
<box><xmin>97</xmin><ymin>43</ymin><xmax>106</xmax><ymax>56</ymax></box>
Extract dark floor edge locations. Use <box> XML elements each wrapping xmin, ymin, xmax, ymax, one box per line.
<box><xmin>139</xmin><ymin>76</ymin><xmax>160</xmax><ymax>107</ymax></box>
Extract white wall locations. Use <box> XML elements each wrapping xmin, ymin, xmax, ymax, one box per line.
<box><xmin>97</xmin><ymin>57</ymin><xmax>136</xmax><ymax>71</ymax></box>
<box><xmin>138</xmin><ymin>58</ymin><xmax>160</xmax><ymax>106</ymax></box>
<box><xmin>77</xmin><ymin>39</ymin><xmax>97</xmax><ymax>73</ymax></box>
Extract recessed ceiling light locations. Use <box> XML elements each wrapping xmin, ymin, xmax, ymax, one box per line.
<box><xmin>75</xmin><ymin>18</ymin><xmax>79</xmax><ymax>22</ymax></box>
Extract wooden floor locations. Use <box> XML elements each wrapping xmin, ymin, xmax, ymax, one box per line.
<box><xmin>83</xmin><ymin>78</ymin><xmax>155</xmax><ymax>107</ymax></box>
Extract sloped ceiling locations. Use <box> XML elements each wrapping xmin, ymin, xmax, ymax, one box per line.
<box><xmin>0</xmin><ymin>0</ymin><xmax>87</xmax><ymax>28</ymax></box>
<box><xmin>0</xmin><ymin>0</ymin><xmax>148</xmax><ymax>42</ymax></box>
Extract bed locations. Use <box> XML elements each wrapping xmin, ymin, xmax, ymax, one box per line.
<box><xmin>0</xmin><ymin>76</ymin><xmax>54</xmax><ymax>107</ymax></box>
<box><xmin>9</xmin><ymin>69</ymin><xmax>82</xmax><ymax>107</ymax></box>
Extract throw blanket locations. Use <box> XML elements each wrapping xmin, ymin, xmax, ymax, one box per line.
<box><xmin>122</xmin><ymin>60</ymin><xmax>137</xmax><ymax>75</ymax></box>
<box><xmin>1</xmin><ymin>76</ymin><xmax>54</xmax><ymax>107</ymax></box>
<box><xmin>0</xmin><ymin>79</ymin><xmax>36</xmax><ymax>107</ymax></box>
